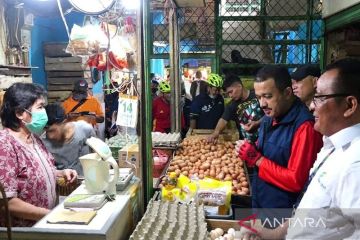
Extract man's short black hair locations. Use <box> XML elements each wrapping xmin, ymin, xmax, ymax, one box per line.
<box><xmin>46</xmin><ymin>103</ymin><xmax>66</xmax><ymax>126</ymax></box>
<box><xmin>223</xmin><ymin>74</ymin><xmax>243</xmax><ymax>90</ymax></box>
<box><xmin>325</xmin><ymin>58</ymin><xmax>360</xmax><ymax>99</ymax></box>
<box><xmin>0</xmin><ymin>83</ymin><xmax>46</xmax><ymax>131</ymax></box>
<box><xmin>255</xmin><ymin>65</ymin><xmax>291</xmax><ymax>92</ymax></box>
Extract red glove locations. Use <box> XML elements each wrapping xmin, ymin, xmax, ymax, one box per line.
<box><xmin>238</xmin><ymin>142</ymin><xmax>262</xmax><ymax>167</ymax></box>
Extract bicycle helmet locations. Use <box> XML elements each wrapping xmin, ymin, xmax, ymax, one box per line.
<box><xmin>207</xmin><ymin>73</ymin><xmax>223</xmax><ymax>88</ymax></box>
<box><xmin>159</xmin><ymin>81</ymin><xmax>171</xmax><ymax>93</ymax></box>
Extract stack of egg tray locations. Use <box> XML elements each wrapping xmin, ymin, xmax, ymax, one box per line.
<box><xmin>152</xmin><ymin>132</ymin><xmax>181</xmax><ymax>148</ymax></box>
<box><xmin>129</xmin><ymin>199</ymin><xmax>208</xmax><ymax>240</ymax></box>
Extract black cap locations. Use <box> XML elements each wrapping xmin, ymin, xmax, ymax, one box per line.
<box><xmin>46</xmin><ymin>103</ymin><xmax>66</xmax><ymax>126</ymax></box>
<box><xmin>291</xmin><ymin>65</ymin><xmax>321</xmax><ymax>81</ymax></box>
<box><xmin>73</xmin><ymin>79</ymin><xmax>88</xmax><ymax>93</ymax></box>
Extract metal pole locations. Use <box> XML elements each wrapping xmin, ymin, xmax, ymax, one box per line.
<box><xmin>309</xmin><ymin>0</ymin><xmax>314</xmax><ymax>63</ymax></box>
<box><xmin>305</xmin><ymin>0</ymin><xmax>312</xmax><ymax>63</ymax></box>
<box><xmin>320</xmin><ymin>19</ymin><xmax>326</xmax><ymax>69</ymax></box>
<box><xmin>140</xmin><ymin>0</ymin><xmax>153</xmax><ymax>207</ymax></box>
<box><xmin>169</xmin><ymin>5</ymin><xmax>181</xmax><ymax>133</ymax></box>
<box><xmin>215</xmin><ymin>0</ymin><xmax>221</xmax><ymax>73</ymax></box>
<box><xmin>174</xmin><ymin>9</ymin><xmax>181</xmax><ymax>133</ymax></box>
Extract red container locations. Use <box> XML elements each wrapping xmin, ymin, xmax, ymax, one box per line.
<box><xmin>153</xmin><ymin>155</ymin><xmax>169</xmax><ymax>178</ymax></box>
<box><xmin>152</xmin><ymin>150</ymin><xmax>169</xmax><ymax>178</ymax></box>
<box><xmin>153</xmin><ymin>158</ymin><xmax>168</xmax><ymax>178</ymax></box>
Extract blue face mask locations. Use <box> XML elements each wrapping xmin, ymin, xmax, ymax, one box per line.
<box><xmin>24</xmin><ymin>109</ymin><xmax>48</xmax><ymax>135</ymax></box>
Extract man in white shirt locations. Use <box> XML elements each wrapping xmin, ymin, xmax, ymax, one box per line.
<box><xmin>239</xmin><ymin>58</ymin><xmax>360</xmax><ymax>240</ymax></box>
<box><xmin>287</xmin><ymin>58</ymin><xmax>360</xmax><ymax>239</ymax></box>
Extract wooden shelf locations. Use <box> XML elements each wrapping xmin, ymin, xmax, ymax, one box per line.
<box><xmin>0</xmin><ymin>64</ymin><xmax>33</xmax><ymax>76</ymax></box>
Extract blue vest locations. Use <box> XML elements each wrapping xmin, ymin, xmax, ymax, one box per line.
<box><xmin>253</xmin><ymin>98</ymin><xmax>314</xmax><ymax>209</ymax></box>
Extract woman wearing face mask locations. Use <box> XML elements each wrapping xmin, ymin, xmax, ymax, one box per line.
<box><xmin>0</xmin><ymin>83</ymin><xmax>77</xmax><ymax>227</ymax></box>
<box><xmin>189</xmin><ymin>73</ymin><xmax>225</xmax><ymax>129</ymax></box>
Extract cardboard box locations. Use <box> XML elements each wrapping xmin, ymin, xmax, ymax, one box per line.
<box><xmin>118</xmin><ymin>144</ymin><xmax>140</xmax><ymax>177</ymax></box>
<box><xmin>186</xmin><ymin>128</ymin><xmax>239</xmax><ymax>142</ymax></box>
<box><xmin>206</xmin><ymin>219</ymin><xmax>242</xmax><ymax>231</ymax></box>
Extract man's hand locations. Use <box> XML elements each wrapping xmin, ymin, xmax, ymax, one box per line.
<box><xmin>241</xmin><ymin>120</ymin><xmax>260</xmax><ymax>133</ymax></box>
<box><xmin>84</xmin><ymin>112</ymin><xmax>96</xmax><ymax>120</ymax></box>
<box><xmin>238</xmin><ymin>141</ymin><xmax>263</xmax><ymax>167</ymax></box>
<box><xmin>207</xmin><ymin>132</ymin><xmax>219</xmax><ymax>143</ymax></box>
<box><xmin>239</xmin><ymin>231</ymin><xmax>261</xmax><ymax>240</ymax></box>
<box><xmin>67</xmin><ymin>112</ymin><xmax>81</xmax><ymax>119</ymax></box>
<box><xmin>235</xmin><ymin>140</ymin><xmax>245</xmax><ymax>154</ymax></box>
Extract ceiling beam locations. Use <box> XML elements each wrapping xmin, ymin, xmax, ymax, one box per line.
<box><xmin>173</xmin><ymin>0</ymin><xmax>205</xmax><ymax>8</ymax></box>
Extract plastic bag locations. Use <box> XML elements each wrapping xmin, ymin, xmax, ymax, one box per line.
<box><xmin>161</xmin><ymin>173</ymin><xmax>197</xmax><ymax>202</ymax></box>
<box><xmin>66</xmin><ymin>24</ymin><xmax>107</xmax><ymax>56</ymax></box>
<box><xmin>197</xmin><ymin>178</ymin><xmax>232</xmax><ymax>215</ymax></box>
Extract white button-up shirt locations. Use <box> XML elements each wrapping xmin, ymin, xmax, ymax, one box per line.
<box><xmin>287</xmin><ymin>124</ymin><xmax>360</xmax><ymax>239</ymax></box>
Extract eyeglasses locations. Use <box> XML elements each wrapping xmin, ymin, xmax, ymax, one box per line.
<box><xmin>312</xmin><ymin>93</ymin><xmax>351</xmax><ymax>107</ymax></box>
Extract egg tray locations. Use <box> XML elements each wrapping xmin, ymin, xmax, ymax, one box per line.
<box><xmin>152</xmin><ymin>132</ymin><xmax>182</xmax><ymax>148</ymax></box>
<box><xmin>129</xmin><ymin>198</ymin><xmax>208</xmax><ymax>240</ymax></box>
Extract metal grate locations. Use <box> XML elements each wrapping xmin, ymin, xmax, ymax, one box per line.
<box><xmin>152</xmin><ymin>10</ymin><xmax>169</xmax><ymax>55</ymax></box>
<box><xmin>217</xmin><ymin>0</ymin><xmax>323</xmax><ymax>75</ymax></box>
<box><xmin>151</xmin><ymin>1</ymin><xmax>216</xmax><ymax>56</ymax></box>
<box><xmin>220</xmin><ymin>0</ymin><xmax>261</xmax><ymax>16</ymax></box>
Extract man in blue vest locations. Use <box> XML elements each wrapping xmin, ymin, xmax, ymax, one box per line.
<box><xmin>237</xmin><ymin>65</ymin><xmax>323</xmax><ymax>223</ymax></box>
<box><xmin>237</xmin><ymin>58</ymin><xmax>360</xmax><ymax>240</ymax></box>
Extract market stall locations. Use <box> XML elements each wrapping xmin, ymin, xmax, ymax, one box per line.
<box><xmin>0</xmin><ymin>0</ymin><xmax>145</xmax><ymax>238</ymax></box>
<box><xmin>153</xmin><ymin>129</ymin><xmax>251</xmax><ymax>219</ymax></box>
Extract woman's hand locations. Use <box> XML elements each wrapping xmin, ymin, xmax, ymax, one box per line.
<box><xmin>57</xmin><ymin>169</ymin><xmax>77</xmax><ymax>184</ymax></box>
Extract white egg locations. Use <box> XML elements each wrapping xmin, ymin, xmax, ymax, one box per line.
<box><xmin>210</xmin><ymin>230</ymin><xmax>219</xmax><ymax>240</ymax></box>
<box><xmin>223</xmin><ymin>233</ymin><xmax>234</xmax><ymax>240</ymax></box>
<box><xmin>215</xmin><ymin>228</ymin><xmax>224</xmax><ymax>236</ymax></box>
<box><xmin>227</xmin><ymin>228</ymin><xmax>236</xmax><ymax>236</ymax></box>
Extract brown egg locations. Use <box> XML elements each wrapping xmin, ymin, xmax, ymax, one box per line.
<box><xmin>242</xmin><ymin>187</ymin><xmax>249</xmax><ymax>193</ymax></box>
<box><xmin>241</xmin><ymin>181</ymin><xmax>249</xmax><ymax>187</ymax></box>
<box><xmin>218</xmin><ymin>172</ymin><xmax>225</xmax><ymax>180</ymax></box>
<box><xmin>202</xmin><ymin>162</ymin><xmax>210</xmax><ymax>169</ymax></box>
<box><xmin>224</xmin><ymin>176</ymin><xmax>232</xmax><ymax>181</ymax></box>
